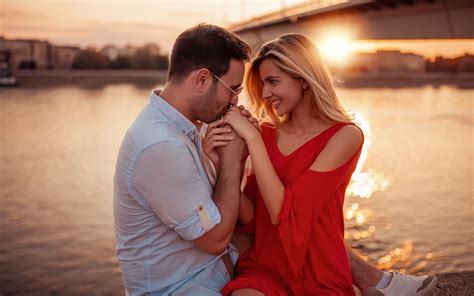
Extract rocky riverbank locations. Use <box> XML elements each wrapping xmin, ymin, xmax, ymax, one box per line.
<box><xmin>431</xmin><ymin>271</ymin><xmax>474</xmax><ymax>295</ymax></box>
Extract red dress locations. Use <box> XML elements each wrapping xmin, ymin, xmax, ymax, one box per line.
<box><xmin>222</xmin><ymin>123</ymin><xmax>363</xmax><ymax>296</ymax></box>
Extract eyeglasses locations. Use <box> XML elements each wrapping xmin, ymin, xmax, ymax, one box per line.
<box><xmin>209</xmin><ymin>71</ymin><xmax>243</xmax><ymax>100</ymax></box>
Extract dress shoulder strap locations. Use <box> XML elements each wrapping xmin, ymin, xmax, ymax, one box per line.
<box><xmin>317</xmin><ymin>122</ymin><xmax>357</xmax><ymax>146</ymax></box>
<box><xmin>303</xmin><ymin>122</ymin><xmax>361</xmax><ymax>166</ymax></box>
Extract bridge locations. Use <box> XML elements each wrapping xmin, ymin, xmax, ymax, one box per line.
<box><xmin>229</xmin><ymin>0</ymin><xmax>473</xmax><ymax>49</ymax></box>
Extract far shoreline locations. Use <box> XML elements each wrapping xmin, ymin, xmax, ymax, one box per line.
<box><xmin>5</xmin><ymin>69</ymin><xmax>474</xmax><ymax>89</ymax></box>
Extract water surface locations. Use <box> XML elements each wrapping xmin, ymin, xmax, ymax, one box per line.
<box><xmin>0</xmin><ymin>83</ymin><xmax>472</xmax><ymax>294</ymax></box>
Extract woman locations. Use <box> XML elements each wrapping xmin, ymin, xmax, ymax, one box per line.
<box><xmin>204</xmin><ymin>34</ymin><xmax>363</xmax><ymax>295</ymax></box>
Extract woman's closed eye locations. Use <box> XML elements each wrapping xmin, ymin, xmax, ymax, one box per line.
<box><xmin>268</xmin><ymin>79</ymin><xmax>278</xmax><ymax>85</ymax></box>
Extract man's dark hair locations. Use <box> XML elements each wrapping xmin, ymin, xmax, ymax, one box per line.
<box><xmin>168</xmin><ymin>23</ymin><xmax>251</xmax><ymax>83</ymax></box>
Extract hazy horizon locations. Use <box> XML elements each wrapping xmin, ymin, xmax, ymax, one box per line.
<box><xmin>2</xmin><ymin>0</ymin><xmax>473</xmax><ymax>59</ymax></box>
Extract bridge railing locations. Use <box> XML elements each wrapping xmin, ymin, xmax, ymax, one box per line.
<box><xmin>229</xmin><ymin>0</ymin><xmax>358</xmax><ymax>32</ymax></box>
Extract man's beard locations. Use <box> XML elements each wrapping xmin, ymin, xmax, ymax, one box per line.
<box><xmin>201</xmin><ymin>86</ymin><xmax>231</xmax><ymax>123</ymax></box>
<box><xmin>213</xmin><ymin>103</ymin><xmax>233</xmax><ymax>122</ymax></box>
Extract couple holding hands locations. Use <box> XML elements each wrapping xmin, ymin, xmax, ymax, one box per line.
<box><xmin>113</xmin><ymin>24</ymin><xmax>437</xmax><ymax>296</ymax></box>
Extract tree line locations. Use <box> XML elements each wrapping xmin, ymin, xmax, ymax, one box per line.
<box><xmin>72</xmin><ymin>44</ymin><xmax>474</xmax><ymax>73</ymax></box>
<box><xmin>426</xmin><ymin>54</ymin><xmax>474</xmax><ymax>72</ymax></box>
<box><xmin>72</xmin><ymin>43</ymin><xmax>168</xmax><ymax>70</ymax></box>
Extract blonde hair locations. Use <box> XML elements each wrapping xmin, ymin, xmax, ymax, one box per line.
<box><xmin>246</xmin><ymin>33</ymin><xmax>353</xmax><ymax>125</ymax></box>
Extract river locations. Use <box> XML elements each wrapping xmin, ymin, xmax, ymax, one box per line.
<box><xmin>0</xmin><ymin>82</ymin><xmax>472</xmax><ymax>294</ymax></box>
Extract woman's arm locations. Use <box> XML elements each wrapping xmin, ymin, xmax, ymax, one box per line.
<box><xmin>239</xmin><ymin>192</ymin><xmax>254</xmax><ymax>225</ymax></box>
<box><xmin>225</xmin><ymin>106</ymin><xmax>285</xmax><ymax>225</ymax></box>
<box><xmin>245</xmin><ymin>135</ymin><xmax>285</xmax><ymax>225</ymax></box>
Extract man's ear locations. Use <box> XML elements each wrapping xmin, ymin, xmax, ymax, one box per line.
<box><xmin>193</xmin><ymin>68</ymin><xmax>212</xmax><ymax>93</ymax></box>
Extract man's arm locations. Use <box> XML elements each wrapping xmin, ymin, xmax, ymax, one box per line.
<box><xmin>191</xmin><ymin>129</ymin><xmax>247</xmax><ymax>255</ymax></box>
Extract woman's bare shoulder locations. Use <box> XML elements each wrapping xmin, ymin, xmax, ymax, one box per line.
<box><xmin>309</xmin><ymin>124</ymin><xmax>364</xmax><ymax>172</ymax></box>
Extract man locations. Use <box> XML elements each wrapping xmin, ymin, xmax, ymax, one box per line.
<box><xmin>114</xmin><ymin>23</ymin><xmax>437</xmax><ymax>295</ymax></box>
<box><xmin>113</xmin><ymin>24</ymin><xmax>250</xmax><ymax>295</ymax></box>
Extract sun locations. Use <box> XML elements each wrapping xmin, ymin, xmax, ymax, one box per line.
<box><xmin>318</xmin><ymin>36</ymin><xmax>353</xmax><ymax>64</ymax></box>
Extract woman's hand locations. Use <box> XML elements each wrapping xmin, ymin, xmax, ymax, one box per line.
<box><xmin>202</xmin><ymin>118</ymin><xmax>234</xmax><ymax>169</ymax></box>
<box><xmin>237</xmin><ymin>105</ymin><xmax>261</xmax><ymax>134</ymax></box>
<box><xmin>224</xmin><ymin>106</ymin><xmax>261</xmax><ymax>142</ymax></box>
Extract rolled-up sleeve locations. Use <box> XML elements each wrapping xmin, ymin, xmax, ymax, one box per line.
<box><xmin>132</xmin><ymin>140</ymin><xmax>221</xmax><ymax>241</ymax></box>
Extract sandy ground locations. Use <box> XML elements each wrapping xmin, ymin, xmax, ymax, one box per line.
<box><xmin>431</xmin><ymin>271</ymin><xmax>474</xmax><ymax>296</ymax></box>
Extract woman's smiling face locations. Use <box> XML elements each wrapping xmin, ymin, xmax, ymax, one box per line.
<box><xmin>258</xmin><ymin>58</ymin><xmax>305</xmax><ymax>117</ymax></box>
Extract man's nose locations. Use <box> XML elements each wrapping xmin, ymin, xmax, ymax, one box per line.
<box><xmin>230</xmin><ymin>95</ymin><xmax>239</xmax><ymax>106</ymax></box>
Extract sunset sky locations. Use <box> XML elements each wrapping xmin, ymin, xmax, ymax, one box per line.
<box><xmin>2</xmin><ymin>0</ymin><xmax>473</xmax><ymax>59</ymax></box>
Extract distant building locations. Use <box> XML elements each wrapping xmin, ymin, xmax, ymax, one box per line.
<box><xmin>0</xmin><ymin>38</ymin><xmax>41</xmax><ymax>69</ymax></box>
<box><xmin>0</xmin><ymin>37</ymin><xmax>79</xmax><ymax>70</ymax></box>
<box><xmin>32</xmin><ymin>40</ymin><xmax>51</xmax><ymax>69</ymax></box>
<box><xmin>347</xmin><ymin>50</ymin><xmax>425</xmax><ymax>73</ymax></box>
<box><xmin>456</xmin><ymin>54</ymin><xmax>474</xmax><ymax>72</ymax></box>
<box><xmin>0</xmin><ymin>49</ymin><xmax>18</xmax><ymax>85</ymax></box>
<box><xmin>51</xmin><ymin>46</ymin><xmax>80</xmax><ymax>69</ymax></box>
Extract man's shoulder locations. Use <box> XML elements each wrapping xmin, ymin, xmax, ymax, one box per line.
<box><xmin>140</xmin><ymin>138</ymin><xmax>191</xmax><ymax>158</ymax></box>
<box><xmin>128</xmin><ymin>117</ymin><xmax>189</xmax><ymax>150</ymax></box>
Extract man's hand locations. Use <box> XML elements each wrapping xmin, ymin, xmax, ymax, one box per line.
<box><xmin>217</xmin><ymin>125</ymin><xmax>248</xmax><ymax>167</ymax></box>
<box><xmin>202</xmin><ymin>118</ymin><xmax>234</xmax><ymax>170</ymax></box>
<box><xmin>192</xmin><ymin>128</ymin><xmax>247</xmax><ymax>256</ymax></box>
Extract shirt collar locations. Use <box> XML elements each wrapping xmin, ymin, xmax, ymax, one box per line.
<box><xmin>149</xmin><ymin>90</ymin><xmax>197</xmax><ymax>138</ymax></box>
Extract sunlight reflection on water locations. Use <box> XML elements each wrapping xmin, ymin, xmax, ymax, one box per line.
<box><xmin>343</xmin><ymin>112</ymin><xmax>434</xmax><ymax>274</ymax></box>
<box><xmin>347</xmin><ymin>112</ymin><xmax>392</xmax><ymax>199</ymax></box>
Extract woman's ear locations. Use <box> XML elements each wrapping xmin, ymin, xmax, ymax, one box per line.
<box><xmin>302</xmin><ymin>79</ymin><xmax>309</xmax><ymax>90</ymax></box>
